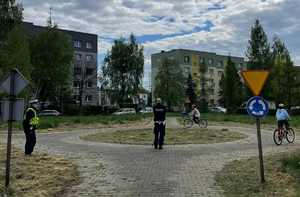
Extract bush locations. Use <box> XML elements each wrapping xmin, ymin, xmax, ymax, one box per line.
<box><xmin>63</xmin><ymin>104</ymin><xmax>80</xmax><ymax>116</ymax></box>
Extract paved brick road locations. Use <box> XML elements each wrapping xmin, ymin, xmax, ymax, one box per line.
<box><xmin>2</xmin><ymin>118</ymin><xmax>299</xmax><ymax>196</ymax></box>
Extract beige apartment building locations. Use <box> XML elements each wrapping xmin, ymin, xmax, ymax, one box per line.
<box><xmin>151</xmin><ymin>49</ymin><xmax>246</xmax><ymax>106</ymax></box>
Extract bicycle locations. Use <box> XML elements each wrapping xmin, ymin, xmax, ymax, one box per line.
<box><xmin>181</xmin><ymin>112</ymin><xmax>208</xmax><ymax>128</ymax></box>
<box><xmin>273</xmin><ymin>126</ymin><xmax>295</xmax><ymax>145</ymax></box>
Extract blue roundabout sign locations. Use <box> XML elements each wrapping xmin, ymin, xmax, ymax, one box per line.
<box><xmin>246</xmin><ymin>96</ymin><xmax>269</xmax><ymax>118</ymax></box>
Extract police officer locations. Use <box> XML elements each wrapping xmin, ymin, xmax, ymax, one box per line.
<box><xmin>23</xmin><ymin>100</ymin><xmax>39</xmax><ymax>155</ymax></box>
<box><xmin>153</xmin><ymin>98</ymin><xmax>166</xmax><ymax>149</ymax></box>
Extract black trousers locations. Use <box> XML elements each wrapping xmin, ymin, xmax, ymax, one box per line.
<box><xmin>278</xmin><ymin>120</ymin><xmax>289</xmax><ymax>129</ymax></box>
<box><xmin>154</xmin><ymin>123</ymin><xmax>165</xmax><ymax>148</ymax></box>
<box><xmin>24</xmin><ymin>127</ymin><xmax>36</xmax><ymax>155</ymax></box>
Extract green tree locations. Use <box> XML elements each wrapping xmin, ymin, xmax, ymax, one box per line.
<box><xmin>218</xmin><ymin>72</ymin><xmax>225</xmax><ymax>107</ymax></box>
<box><xmin>185</xmin><ymin>74</ymin><xmax>196</xmax><ymax>105</ymax></box>
<box><xmin>154</xmin><ymin>58</ymin><xmax>185</xmax><ymax>110</ymax></box>
<box><xmin>246</xmin><ymin>19</ymin><xmax>272</xmax><ymax>98</ymax></box>
<box><xmin>0</xmin><ymin>26</ymin><xmax>31</xmax><ymax>79</ymax></box>
<box><xmin>0</xmin><ymin>0</ymin><xmax>22</xmax><ymax>45</ymax></box>
<box><xmin>103</xmin><ymin>34</ymin><xmax>144</xmax><ymax>107</ymax></box>
<box><xmin>0</xmin><ymin>0</ymin><xmax>23</xmax><ymax>79</ymax></box>
<box><xmin>30</xmin><ymin>24</ymin><xmax>73</xmax><ymax>103</ymax></box>
<box><xmin>246</xmin><ymin>19</ymin><xmax>271</xmax><ymax>70</ymax></box>
<box><xmin>270</xmin><ymin>37</ymin><xmax>299</xmax><ymax>108</ymax></box>
<box><xmin>224</xmin><ymin>57</ymin><xmax>243</xmax><ymax>113</ymax></box>
<box><xmin>199</xmin><ymin>60</ymin><xmax>208</xmax><ymax>112</ymax></box>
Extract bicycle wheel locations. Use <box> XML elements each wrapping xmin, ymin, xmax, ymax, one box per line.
<box><xmin>286</xmin><ymin>128</ymin><xmax>295</xmax><ymax>143</ymax></box>
<box><xmin>199</xmin><ymin>119</ymin><xmax>208</xmax><ymax>128</ymax></box>
<box><xmin>183</xmin><ymin>118</ymin><xmax>193</xmax><ymax>128</ymax></box>
<box><xmin>273</xmin><ymin>129</ymin><xmax>282</xmax><ymax>145</ymax></box>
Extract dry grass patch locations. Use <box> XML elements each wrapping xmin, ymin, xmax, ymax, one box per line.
<box><xmin>216</xmin><ymin>151</ymin><xmax>300</xmax><ymax>197</ymax></box>
<box><xmin>81</xmin><ymin>128</ymin><xmax>246</xmax><ymax>145</ymax></box>
<box><xmin>0</xmin><ymin>145</ymin><xmax>79</xmax><ymax>197</ymax></box>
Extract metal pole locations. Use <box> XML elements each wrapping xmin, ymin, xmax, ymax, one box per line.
<box><xmin>256</xmin><ymin>118</ymin><xmax>265</xmax><ymax>183</ymax></box>
<box><xmin>5</xmin><ymin>70</ymin><xmax>16</xmax><ymax>187</ymax></box>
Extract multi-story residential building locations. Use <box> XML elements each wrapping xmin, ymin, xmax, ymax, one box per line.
<box><xmin>151</xmin><ymin>49</ymin><xmax>246</xmax><ymax>106</ymax></box>
<box><xmin>22</xmin><ymin>22</ymin><xmax>98</xmax><ymax>106</ymax></box>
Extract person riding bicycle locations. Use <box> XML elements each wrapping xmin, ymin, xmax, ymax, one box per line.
<box><xmin>276</xmin><ymin>103</ymin><xmax>291</xmax><ymax>130</ymax></box>
<box><xmin>191</xmin><ymin>104</ymin><xmax>200</xmax><ymax>124</ymax></box>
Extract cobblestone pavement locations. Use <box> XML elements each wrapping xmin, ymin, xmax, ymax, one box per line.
<box><xmin>1</xmin><ymin>118</ymin><xmax>299</xmax><ymax>197</ymax></box>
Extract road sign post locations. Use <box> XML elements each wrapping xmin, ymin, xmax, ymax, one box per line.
<box><xmin>242</xmin><ymin>70</ymin><xmax>269</xmax><ymax>183</ymax></box>
<box><xmin>0</xmin><ymin>68</ymin><xmax>28</xmax><ymax>187</ymax></box>
<box><xmin>256</xmin><ymin>118</ymin><xmax>265</xmax><ymax>183</ymax></box>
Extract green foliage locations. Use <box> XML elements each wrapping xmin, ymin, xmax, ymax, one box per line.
<box><xmin>0</xmin><ymin>0</ymin><xmax>23</xmax><ymax>83</ymax></box>
<box><xmin>199</xmin><ymin>61</ymin><xmax>208</xmax><ymax>112</ymax></box>
<box><xmin>185</xmin><ymin>74</ymin><xmax>196</xmax><ymax>104</ymax></box>
<box><xmin>30</xmin><ymin>25</ymin><xmax>73</xmax><ymax>102</ymax></box>
<box><xmin>218</xmin><ymin>73</ymin><xmax>225</xmax><ymax>106</ymax></box>
<box><xmin>154</xmin><ymin>58</ymin><xmax>185</xmax><ymax>110</ymax></box>
<box><xmin>103</xmin><ymin>34</ymin><xmax>144</xmax><ymax>107</ymax></box>
<box><xmin>0</xmin><ymin>0</ymin><xmax>23</xmax><ymax>45</ymax></box>
<box><xmin>269</xmin><ymin>37</ymin><xmax>300</xmax><ymax>108</ymax></box>
<box><xmin>246</xmin><ymin>19</ymin><xmax>271</xmax><ymax>70</ymax></box>
<box><xmin>224</xmin><ymin>57</ymin><xmax>244</xmax><ymax>113</ymax></box>
<box><xmin>245</xmin><ymin>19</ymin><xmax>272</xmax><ymax>98</ymax></box>
<box><xmin>0</xmin><ymin>25</ymin><xmax>31</xmax><ymax>79</ymax></box>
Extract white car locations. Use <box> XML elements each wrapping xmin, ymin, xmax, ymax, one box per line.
<box><xmin>140</xmin><ymin>107</ymin><xmax>153</xmax><ymax>113</ymax></box>
<box><xmin>38</xmin><ymin>110</ymin><xmax>61</xmax><ymax>116</ymax></box>
<box><xmin>209</xmin><ymin>106</ymin><xmax>227</xmax><ymax>113</ymax></box>
<box><xmin>112</xmin><ymin>108</ymin><xmax>136</xmax><ymax>115</ymax></box>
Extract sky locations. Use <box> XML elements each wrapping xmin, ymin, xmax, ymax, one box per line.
<box><xmin>20</xmin><ymin>0</ymin><xmax>300</xmax><ymax>90</ymax></box>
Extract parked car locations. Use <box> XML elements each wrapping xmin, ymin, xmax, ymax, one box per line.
<box><xmin>209</xmin><ymin>106</ymin><xmax>227</xmax><ymax>113</ymax></box>
<box><xmin>140</xmin><ymin>107</ymin><xmax>153</xmax><ymax>113</ymax></box>
<box><xmin>38</xmin><ymin>110</ymin><xmax>61</xmax><ymax>116</ymax></box>
<box><xmin>112</xmin><ymin>108</ymin><xmax>136</xmax><ymax>115</ymax></box>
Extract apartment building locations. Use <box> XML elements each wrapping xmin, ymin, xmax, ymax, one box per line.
<box><xmin>22</xmin><ymin>22</ymin><xmax>98</xmax><ymax>106</ymax></box>
<box><xmin>151</xmin><ymin>49</ymin><xmax>246</xmax><ymax>106</ymax></box>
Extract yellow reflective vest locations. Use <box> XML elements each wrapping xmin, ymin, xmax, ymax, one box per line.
<box><xmin>24</xmin><ymin>108</ymin><xmax>39</xmax><ymax>126</ymax></box>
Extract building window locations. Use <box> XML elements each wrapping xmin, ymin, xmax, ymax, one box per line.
<box><xmin>199</xmin><ymin>57</ymin><xmax>205</xmax><ymax>64</ymax></box>
<box><xmin>85</xmin><ymin>95</ymin><xmax>92</xmax><ymax>102</ymax></box>
<box><xmin>86</xmin><ymin>42</ymin><xmax>92</xmax><ymax>49</ymax></box>
<box><xmin>218</xmin><ymin>71</ymin><xmax>223</xmax><ymax>77</ymax></box>
<box><xmin>86</xmin><ymin>81</ymin><xmax>93</xmax><ymax>88</ymax></box>
<box><xmin>86</xmin><ymin>68</ymin><xmax>94</xmax><ymax>75</ymax></box>
<box><xmin>218</xmin><ymin>61</ymin><xmax>224</xmax><ymax>68</ymax></box>
<box><xmin>184</xmin><ymin>56</ymin><xmax>190</xmax><ymax>64</ymax></box>
<box><xmin>75</xmin><ymin>53</ymin><xmax>82</xmax><ymax>60</ymax></box>
<box><xmin>208</xmin><ymin>59</ymin><xmax>213</xmax><ymax>65</ymax></box>
<box><xmin>74</xmin><ymin>40</ymin><xmax>81</xmax><ymax>48</ymax></box>
<box><xmin>73</xmin><ymin>81</ymin><xmax>80</xmax><ymax>88</ymax></box>
<box><xmin>74</xmin><ymin>67</ymin><xmax>81</xmax><ymax>75</ymax></box>
<box><xmin>86</xmin><ymin>55</ymin><xmax>93</xmax><ymax>62</ymax></box>
<box><xmin>73</xmin><ymin>95</ymin><xmax>80</xmax><ymax>101</ymax></box>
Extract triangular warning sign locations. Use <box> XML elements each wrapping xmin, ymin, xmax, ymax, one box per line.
<box><xmin>241</xmin><ymin>70</ymin><xmax>269</xmax><ymax>96</ymax></box>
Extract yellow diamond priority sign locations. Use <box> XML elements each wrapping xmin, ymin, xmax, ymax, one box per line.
<box><xmin>241</xmin><ymin>70</ymin><xmax>269</xmax><ymax>96</ymax></box>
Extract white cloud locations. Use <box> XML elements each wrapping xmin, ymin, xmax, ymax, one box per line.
<box><xmin>21</xmin><ymin>0</ymin><xmax>300</xmax><ymax>88</ymax></box>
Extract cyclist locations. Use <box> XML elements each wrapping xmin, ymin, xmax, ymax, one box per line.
<box><xmin>191</xmin><ymin>104</ymin><xmax>200</xmax><ymax>124</ymax></box>
<box><xmin>276</xmin><ymin>103</ymin><xmax>291</xmax><ymax>130</ymax></box>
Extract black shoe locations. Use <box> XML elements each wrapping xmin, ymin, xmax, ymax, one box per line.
<box><xmin>159</xmin><ymin>146</ymin><xmax>163</xmax><ymax>150</ymax></box>
<box><xmin>154</xmin><ymin>146</ymin><xmax>158</xmax><ymax>149</ymax></box>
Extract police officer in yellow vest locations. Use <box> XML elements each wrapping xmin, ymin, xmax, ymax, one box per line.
<box><xmin>22</xmin><ymin>100</ymin><xmax>39</xmax><ymax>155</ymax></box>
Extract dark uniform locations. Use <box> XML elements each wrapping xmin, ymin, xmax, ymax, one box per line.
<box><xmin>153</xmin><ymin>103</ymin><xmax>166</xmax><ymax>149</ymax></box>
<box><xmin>22</xmin><ymin>107</ymin><xmax>38</xmax><ymax>155</ymax></box>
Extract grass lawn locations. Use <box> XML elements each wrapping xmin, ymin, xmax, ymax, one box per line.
<box><xmin>179</xmin><ymin>113</ymin><xmax>300</xmax><ymax>128</ymax></box>
<box><xmin>0</xmin><ymin>145</ymin><xmax>79</xmax><ymax>197</ymax></box>
<box><xmin>80</xmin><ymin>128</ymin><xmax>246</xmax><ymax>145</ymax></box>
<box><xmin>0</xmin><ymin>114</ymin><xmax>150</xmax><ymax>131</ymax></box>
<box><xmin>216</xmin><ymin>151</ymin><xmax>300</xmax><ymax>197</ymax></box>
